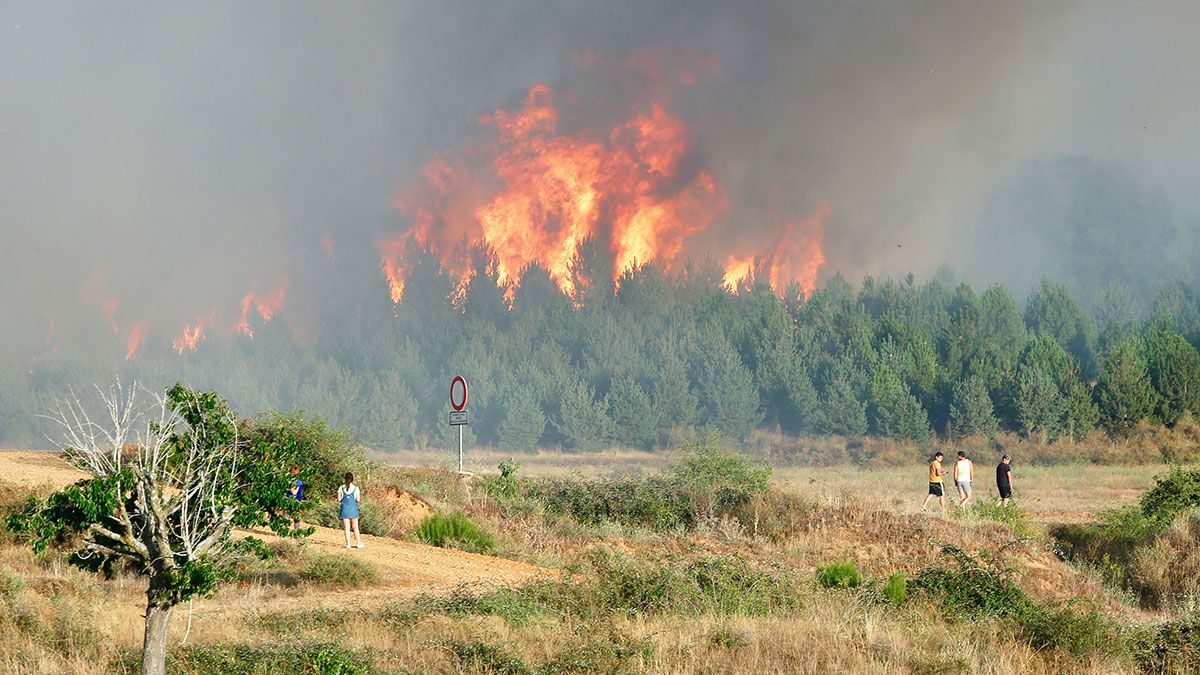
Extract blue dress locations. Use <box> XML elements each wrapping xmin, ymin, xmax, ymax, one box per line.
<box><xmin>339</xmin><ymin>485</ymin><xmax>359</xmax><ymax>519</ymax></box>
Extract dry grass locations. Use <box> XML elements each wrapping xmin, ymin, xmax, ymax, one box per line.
<box><xmin>0</xmin><ymin>457</ymin><xmax>1189</xmax><ymax>674</ymax></box>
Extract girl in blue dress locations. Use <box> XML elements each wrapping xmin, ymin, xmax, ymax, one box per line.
<box><xmin>338</xmin><ymin>472</ymin><xmax>363</xmax><ymax>549</ymax></box>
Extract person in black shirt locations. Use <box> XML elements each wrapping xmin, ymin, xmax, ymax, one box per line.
<box><xmin>995</xmin><ymin>455</ymin><xmax>1014</xmax><ymax>506</ymax></box>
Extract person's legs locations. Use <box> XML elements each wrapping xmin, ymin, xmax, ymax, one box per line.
<box><xmin>960</xmin><ymin>483</ymin><xmax>973</xmax><ymax>507</ymax></box>
<box><xmin>938</xmin><ymin>494</ymin><xmax>946</xmax><ymax>511</ymax></box>
<box><xmin>342</xmin><ymin>518</ymin><xmax>352</xmax><ymax>547</ymax></box>
<box><xmin>922</xmin><ymin>492</ymin><xmax>934</xmax><ymax>510</ymax></box>
<box><xmin>351</xmin><ymin>518</ymin><xmax>362</xmax><ymax>547</ymax></box>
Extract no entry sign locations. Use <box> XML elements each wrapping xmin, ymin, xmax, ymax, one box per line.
<box><xmin>450</xmin><ymin>375</ymin><xmax>469</xmax><ymax>411</ymax></box>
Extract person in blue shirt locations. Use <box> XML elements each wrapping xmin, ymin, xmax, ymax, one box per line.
<box><xmin>287</xmin><ymin>466</ymin><xmax>304</xmax><ymax>529</ymax></box>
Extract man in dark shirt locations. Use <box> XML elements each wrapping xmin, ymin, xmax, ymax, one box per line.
<box><xmin>995</xmin><ymin>455</ymin><xmax>1014</xmax><ymax>506</ymax></box>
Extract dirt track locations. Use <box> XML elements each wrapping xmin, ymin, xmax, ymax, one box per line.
<box><xmin>0</xmin><ymin>450</ymin><xmax>549</xmax><ymax>609</ymax></box>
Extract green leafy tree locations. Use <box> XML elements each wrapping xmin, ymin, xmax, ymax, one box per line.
<box><xmin>950</xmin><ymin>375</ymin><xmax>999</xmax><ymax>438</ymax></box>
<box><xmin>7</xmin><ymin>383</ymin><xmax>306</xmax><ymax>675</ymax></box>
<box><xmin>1097</xmin><ymin>336</ymin><xmax>1158</xmax><ymax>433</ymax></box>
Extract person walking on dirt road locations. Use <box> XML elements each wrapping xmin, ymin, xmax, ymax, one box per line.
<box><xmin>996</xmin><ymin>455</ymin><xmax>1014</xmax><ymax>506</ymax></box>
<box><xmin>953</xmin><ymin>451</ymin><xmax>974</xmax><ymax>508</ymax></box>
<box><xmin>338</xmin><ymin>472</ymin><xmax>364</xmax><ymax>549</ymax></box>
<box><xmin>922</xmin><ymin>451</ymin><xmax>947</xmax><ymax>512</ymax></box>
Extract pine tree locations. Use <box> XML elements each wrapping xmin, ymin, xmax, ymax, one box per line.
<box><xmin>1097</xmin><ymin>336</ymin><xmax>1158</xmax><ymax>433</ymax></box>
<box><xmin>552</xmin><ymin>378</ymin><xmax>613</xmax><ymax>451</ymax></box>
<box><xmin>950</xmin><ymin>375</ymin><xmax>999</xmax><ymax>438</ymax></box>
<box><xmin>608</xmin><ymin>376</ymin><xmax>658</xmax><ymax>450</ymax></box>
<box><xmin>497</xmin><ymin>389</ymin><xmax>547</xmax><ymax>452</ymax></box>
<box><xmin>1015</xmin><ymin>366</ymin><xmax>1063</xmax><ymax>443</ymax></box>
<box><xmin>1145</xmin><ymin>321</ymin><xmax>1200</xmax><ymax>425</ymax></box>
<box><xmin>869</xmin><ymin>364</ymin><xmax>930</xmax><ymax>442</ymax></box>
<box><xmin>819</xmin><ymin>370</ymin><xmax>867</xmax><ymax>436</ymax></box>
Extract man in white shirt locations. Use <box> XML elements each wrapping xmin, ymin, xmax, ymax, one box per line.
<box><xmin>953</xmin><ymin>451</ymin><xmax>974</xmax><ymax>508</ymax></box>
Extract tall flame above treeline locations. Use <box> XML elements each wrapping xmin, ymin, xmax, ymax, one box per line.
<box><xmin>382</xmin><ymin>55</ymin><xmax>829</xmax><ymax>304</ymax></box>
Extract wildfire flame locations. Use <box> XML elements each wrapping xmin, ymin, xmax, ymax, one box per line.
<box><xmin>383</xmin><ymin>82</ymin><xmax>725</xmax><ymax>301</ymax></box>
<box><xmin>235</xmin><ymin>277</ymin><xmax>289</xmax><ymax>338</ymax></box>
<box><xmin>722</xmin><ymin>204</ymin><xmax>831</xmax><ymax>297</ymax></box>
<box><xmin>125</xmin><ymin>321</ymin><xmax>147</xmax><ymax>360</ymax></box>
<box><xmin>173</xmin><ymin>320</ymin><xmax>205</xmax><ymax>354</ymax></box>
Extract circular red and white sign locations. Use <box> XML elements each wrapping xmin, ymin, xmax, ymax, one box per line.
<box><xmin>450</xmin><ymin>375</ymin><xmax>469</xmax><ymax>411</ymax></box>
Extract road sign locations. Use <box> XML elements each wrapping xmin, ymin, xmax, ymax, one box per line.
<box><xmin>450</xmin><ymin>375</ymin><xmax>469</xmax><ymax>411</ymax></box>
<box><xmin>449</xmin><ymin>410</ymin><xmax>469</xmax><ymax>426</ymax></box>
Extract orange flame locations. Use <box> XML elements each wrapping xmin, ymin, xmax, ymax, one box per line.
<box><xmin>321</xmin><ymin>234</ymin><xmax>335</xmax><ymax>262</ymax></box>
<box><xmin>125</xmin><ymin>321</ymin><xmax>147</xmax><ymax>360</ymax></box>
<box><xmin>722</xmin><ymin>204</ymin><xmax>831</xmax><ymax>298</ymax></box>
<box><xmin>235</xmin><ymin>277</ymin><xmax>289</xmax><ymax>338</ymax></box>
<box><xmin>721</xmin><ymin>256</ymin><xmax>756</xmax><ymax>291</ymax></box>
<box><xmin>173</xmin><ymin>320</ymin><xmax>205</xmax><ymax>354</ymax></box>
<box><xmin>384</xmin><ymin>83</ymin><xmax>725</xmax><ymax>302</ymax></box>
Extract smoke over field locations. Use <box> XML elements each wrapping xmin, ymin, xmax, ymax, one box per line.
<box><xmin>3</xmin><ymin>1</ymin><xmax>1198</xmax><ymax>359</ymax></box>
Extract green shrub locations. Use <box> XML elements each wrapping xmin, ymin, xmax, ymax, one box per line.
<box><xmin>911</xmin><ymin>545</ymin><xmax>1118</xmax><ymax>658</ymax></box>
<box><xmin>1126</xmin><ymin>614</ymin><xmax>1200</xmax><ymax>674</ymax></box>
<box><xmin>0</xmin><ymin>568</ymin><xmax>26</xmax><ymax>600</ymax></box>
<box><xmin>413</xmin><ymin>512</ymin><xmax>496</xmax><ymax>554</ymax></box>
<box><xmin>530</xmin><ymin>476</ymin><xmax>691</xmax><ymax>531</ymax></box>
<box><xmin>439</xmin><ymin>639</ymin><xmax>530</xmax><ymax>675</ymax></box>
<box><xmin>960</xmin><ymin>502</ymin><xmax>1041</xmax><ymax>539</ymax></box>
<box><xmin>241</xmin><ymin>413</ymin><xmax>362</xmax><ymax>502</ymax></box>
<box><xmin>669</xmin><ymin>436</ymin><xmax>770</xmax><ymax>519</ymax></box>
<box><xmin>383</xmin><ymin>551</ymin><xmax>800</xmax><ymax>628</ymax></box>
<box><xmin>816</xmin><ymin>560</ymin><xmax>863</xmax><ymax>589</ymax></box>
<box><xmin>153</xmin><ymin>641</ymin><xmax>376</xmax><ymax>675</ymax></box>
<box><xmin>297</xmin><ymin>553</ymin><xmax>378</xmax><ymax>588</ymax></box>
<box><xmin>883</xmin><ymin>573</ymin><xmax>907</xmax><ymax>606</ymax></box>
<box><xmin>1140</xmin><ymin>468</ymin><xmax>1200</xmax><ymax>529</ymax></box>
<box><xmin>309</xmin><ymin>499</ymin><xmax>388</xmax><ymax>537</ymax></box>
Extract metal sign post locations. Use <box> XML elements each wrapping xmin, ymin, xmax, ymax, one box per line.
<box><xmin>449</xmin><ymin>376</ymin><xmax>469</xmax><ymax>474</ymax></box>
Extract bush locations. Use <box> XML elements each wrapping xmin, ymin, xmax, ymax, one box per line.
<box><xmin>816</xmin><ymin>560</ymin><xmax>862</xmax><ymax>589</ymax></box>
<box><xmin>297</xmin><ymin>554</ymin><xmax>378</xmax><ymax>588</ymax></box>
<box><xmin>670</xmin><ymin>436</ymin><xmax>770</xmax><ymax>520</ymax></box>
<box><xmin>1126</xmin><ymin>614</ymin><xmax>1200</xmax><ymax>674</ymax></box>
<box><xmin>153</xmin><ymin>641</ymin><xmax>376</xmax><ymax>675</ymax></box>
<box><xmin>530</xmin><ymin>476</ymin><xmax>691</xmax><ymax>531</ymax></box>
<box><xmin>911</xmin><ymin>545</ymin><xmax>1117</xmax><ymax>658</ymax></box>
<box><xmin>241</xmin><ymin>412</ymin><xmax>362</xmax><ymax>502</ymax></box>
<box><xmin>413</xmin><ymin>512</ymin><xmax>496</xmax><ymax>554</ymax></box>
<box><xmin>386</xmin><ymin>550</ymin><xmax>801</xmax><ymax>627</ymax></box>
<box><xmin>308</xmin><ymin>499</ymin><xmax>389</xmax><ymax>537</ymax></box>
<box><xmin>883</xmin><ymin>573</ymin><xmax>907</xmax><ymax>606</ymax></box>
<box><xmin>1140</xmin><ymin>468</ymin><xmax>1200</xmax><ymax>529</ymax></box>
<box><xmin>958</xmin><ymin>502</ymin><xmax>1041</xmax><ymax>539</ymax></box>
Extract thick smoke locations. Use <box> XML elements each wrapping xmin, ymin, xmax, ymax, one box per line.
<box><xmin>2</xmin><ymin>1</ymin><xmax>1198</xmax><ymax>359</ymax></box>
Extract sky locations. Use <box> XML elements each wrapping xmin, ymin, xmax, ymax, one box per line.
<box><xmin>3</xmin><ymin>1</ymin><xmax>1198</xmax><ymax>358</ymax></box>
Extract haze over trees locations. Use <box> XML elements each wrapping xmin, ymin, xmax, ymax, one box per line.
<box><xmin>5</xmin><ymin>249</ymin><xmax>1200</xmax><ymax>453</ymax></box>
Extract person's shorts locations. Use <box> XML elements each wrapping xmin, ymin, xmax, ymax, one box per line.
<box><xmin>928</xmin><ymin>482</ymin><xmax>944</xmax><ymax>497</ymax></box>
<box><xmin>998</xmin><ymin>485</ymin><xmax>1012</xmax><ymax>499</ymax></box>
<box><xmin>955</xmin><ymin>481</ymin><xmax>972</xmax><ymax>495</ymax></box>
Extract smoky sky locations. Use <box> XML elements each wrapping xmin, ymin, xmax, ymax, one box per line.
<box><xmin>3</xmin><ymin>1</ymin><xmax>1199</xmax><ymax>358</ymax></box>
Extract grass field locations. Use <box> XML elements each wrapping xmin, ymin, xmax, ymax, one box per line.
<box><xmin>4</xmin><ymin>447</ymin><xmax>1200</xmax><ymax>673</ymax></box>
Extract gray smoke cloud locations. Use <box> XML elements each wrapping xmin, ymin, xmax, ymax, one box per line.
<box><xmin>2</xmin><ymin>1</ymin><xmax>1198</xmax><ymax>359</ymax></box>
